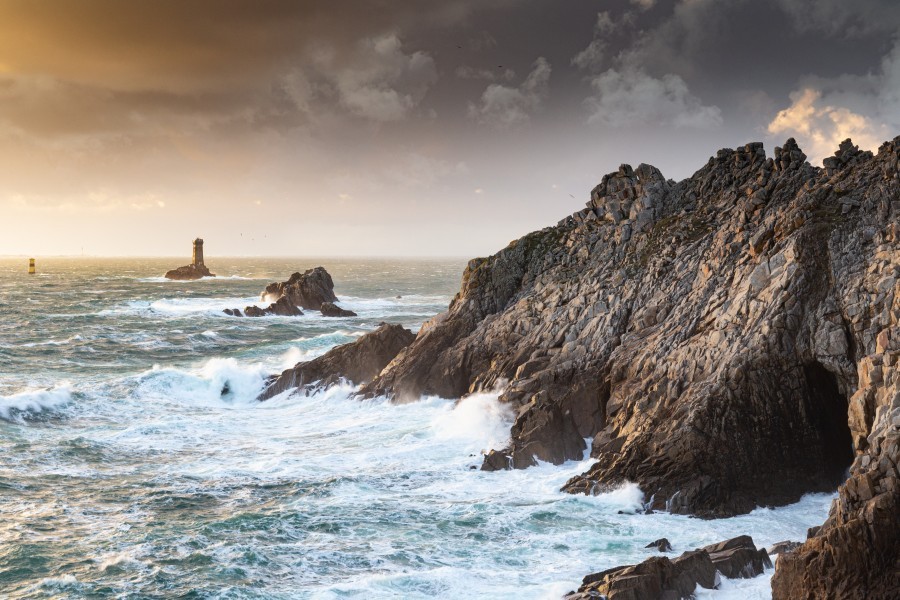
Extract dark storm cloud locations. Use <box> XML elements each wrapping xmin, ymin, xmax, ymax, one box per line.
<box><xmin>2</xmin><ymin>0</ymin><xmax>899</xmax><ymax>256</ymax></box>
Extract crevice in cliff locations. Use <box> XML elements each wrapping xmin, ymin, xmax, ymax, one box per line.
<box><xmin>802</xmin><ymin>361</ymin><xmax>853</xmax><ymax>485</ymax></box>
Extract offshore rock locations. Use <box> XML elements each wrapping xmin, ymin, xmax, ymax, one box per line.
<box><xmin>241</xmin><ymin>296</ymin><xmax>303</xmax><ymax>317</ymax></box>
<box><xmin>567</xmin><ymin>536</ymin><xmax>769</xmax><ymax>600</ymax></box>
<box><xmin>646</xmin><ymin>538</ymin><xmax>672</xmax><ymax>553</ymax></box>
<box><xmin>320</xmin><ymin>302</ymin><xmax>357</xmax><ymax>317</ymax></box>
<box><xmin>359</xmin><ymin>136</ymin><xmax>900</xmax><ymax>596</ymax></box>
<box><xmin>480</xmin><ymin>449</ymin><xmax>512</xmax><ymax>472</ymax></box>
<box><xmin>164</xmin><ymin>264</ymin><xmax>214</xmax><ymax>280</ymax></box>
<box><xmin>258</xmin><ymin>323</ymin><xmax>415</xmax><ymax>400</ymax></box>
<box><xmin>262</xmin><ymin>267</ymin><xmax>338</xmax><ymax>311</ymax></box>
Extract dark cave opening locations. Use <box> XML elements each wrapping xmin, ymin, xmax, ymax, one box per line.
<box><xmin>803</xmin><ymin>362</ymin><xmax>854</xmax><ymax>484</ymax></box>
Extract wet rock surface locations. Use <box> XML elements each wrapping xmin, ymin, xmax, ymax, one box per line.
<box><xmin>646</xmin><ymin>538</ymin><xmax>672</xmax><ymax>553</ymax></box>
<box><xmin>356</xmin><ymin>136</ymin><xmax>900</xmax><ymax>597</ymax></box>
<box><xmin>566</xmin><ymin>536</ymin><xmax>769</xmax><ymax>600</ymax></box>
<box><xmin>258</xmin><ymin>323</ymin><xmax>415</xmax><ymax>400</ymax></box>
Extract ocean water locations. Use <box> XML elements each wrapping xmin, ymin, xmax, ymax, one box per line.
<box><xmin>0</xmin><ymin>257</ymin><xmax>832</xmax><ymax>599</ymax></box>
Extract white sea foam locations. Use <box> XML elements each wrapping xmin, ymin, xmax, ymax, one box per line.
<box><xmin>430</xmin><ymin>390</ymin><xmax>515</xmax><ymax>452</ymax></box>
<box><xmin>0</xmin><ymin>386</ymin><xmax>72</xmax><ymax>420</ymax></box>
<box><xmin>2</xmin><ymin>260</ymin><xmax>835</xmax><ymax>599</ymax></box>
<box><xmin>97</xmin><ymin>551</ymin><xmax>148</xmax><ymax>572</ymax></box>
<box><xmin>99</xmin><ymin>296</ymin><xmax>264</xmax><ymax>317</ymax></box>
<box><xmin>136</xmin><ymin>275</ymin><xmax>262</xmax><ymax>282</ymax></box>
<box><xmin>134</xmin><ymin>357</ymin><xmax>268</xmax><ymax>406</ymax></box>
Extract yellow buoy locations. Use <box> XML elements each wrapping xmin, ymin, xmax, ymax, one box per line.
<box><xmin>28</xmin><ymin>258</ymin><xmax>35</xmax><ymax>274</ymax></box>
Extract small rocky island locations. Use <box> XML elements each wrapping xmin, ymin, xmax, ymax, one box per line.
<box><xmin>164</xmin><ymin>238</ymin><xmax>215</xmax><ymax>280</ymax></box>
<box><xmin>224</xmin><ymin>267</ymin><xmax>358</xmax><ymax>318</ymax></box>
<box><xmin>255</xmin><ymin>136</ymin><xmax>900</xmax><ymax>598</ymax></box>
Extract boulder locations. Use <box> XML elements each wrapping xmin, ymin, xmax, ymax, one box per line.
<box><xmin>320</xmin><ymin>302</ymin><xmax>357</xmax><ymax>317</ymax></box>
<box><xmin>568</xmin><ymin>536</ymin><xmax>771</xmax><ymax>599</ymax></box>
<box><xmin>701</xmin><ymin>536</ymin><xmax>771</xmax><ymax>579</ymax></box>
<box><xmin>480</xmin><ymin>449</ymin><xmax>512</xmax><ymax>472</ymax></box>
<box><xmin>266</xmin><ymin>296</ymin><xmax>303</xmax><ymax>316</ymax></box>
<box><xmin>164</xmin><ymin>264</ymin><xmax>214</xmax><ymax>280</ymax></box>
<box><xmin>646</xmin><ymin>538</ymin><xmax>673</xmax><ymax>552</ymax></box>
<box><xmin>238</xmin><ymin>298</ymin><xmax>303</xmax><ymax>317</ymax></box>
<box><xmin>261</xmin><ymin>267</ymin><xmax>338</xmax><ymax>311</ymax></box>
<box><xmin>258</xmin><ymin>323</ymin><xmax>416</xmax><ymax>400</ymax></box>
<box><xmin>567</xmin><ymin>549</ymin><xmax>717</xmax><ymax>600</ymax></box>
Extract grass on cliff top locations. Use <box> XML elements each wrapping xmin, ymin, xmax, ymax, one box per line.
<box><xmin>628</xmin><ymin>213</ymin><xmax>712</xmax><ymax>276</ymax></box>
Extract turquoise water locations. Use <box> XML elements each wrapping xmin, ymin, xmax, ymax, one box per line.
<box><xmin>0</xmin><ymin>258</ymin><xmax>831</xmax><ymax>599</ymax></box>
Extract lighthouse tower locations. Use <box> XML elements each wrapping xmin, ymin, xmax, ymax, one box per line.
<box><xmin>192</xmin><ymin>238</ymin><xmax>204</xmax><ymax>267</ymax></box>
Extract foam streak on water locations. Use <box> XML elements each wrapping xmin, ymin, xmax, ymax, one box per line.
<box><xmin>0</xmin><ymin>258</ymin><xmax>832</xmax><ymax>599</ymax></box>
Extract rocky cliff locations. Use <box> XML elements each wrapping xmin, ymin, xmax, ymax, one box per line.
<box><xmin>359</xmin><ymin>137</ymin><xmax>900</xmax><ymax>598</ymax></box>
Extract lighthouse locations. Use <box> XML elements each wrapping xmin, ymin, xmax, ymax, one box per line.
<box><xmin>165</xmin><ymin>238</ymin><xmax>214</xmax><ymax>280</ymax></box>
<box><xmin>192</xmin><ymin>238</ymin><xmax>204</xmax><ymax>267</ymax></box>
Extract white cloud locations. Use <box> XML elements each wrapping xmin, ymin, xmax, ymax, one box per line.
<box><xmin>329</xmin><ymin>34</ymin><xmax>437</xmax><ymax>122</ymax></box>
<box><xmin>455</xmin><ymin>65</ymin><xmax>516</xmax><ymax>82</ymax></box>
<box><xmin>572</xmin><ymin>12</ymin><xmax>615</xmax><ymax>71</ymax></box>
<box><xmin>383</xmin><ymin>153</ymin><xmax>469</xmax><ymax>189</ymax></box>
<box><xmin>767</xmin><ymin>38</ymin><xmax>900</xmax><ymax>163</ymax></box>
<box><xmin>767</xmin><ymin>88</ymin><xmax>885</xmax><ymax>163</ymax></box>
<box><xmin>630</xmin><ymin>0</ymin><xmax>656</xmax><ymax>11</ymax></box>
<box><xmin>468</xmin><ymin>57</ymin><xmax>551</xmax><ymax>128</ymax></box>
<box><xmin>585</xmin><ymin>68</ymin><xmax>722</xmax><ymax>128</ymax></box>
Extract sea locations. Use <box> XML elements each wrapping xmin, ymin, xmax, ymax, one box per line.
<box><xmin>0</xmin><ymin>257</ymin><xmax>834</xmax><ymax>599</ymax></box>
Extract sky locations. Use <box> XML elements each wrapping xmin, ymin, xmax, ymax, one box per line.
<box><xmin>1</xmin><ymin>0</ymin><xmax>899</xmax><ymax>257</ymax></box>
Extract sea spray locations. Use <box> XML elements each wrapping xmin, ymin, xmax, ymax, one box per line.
<box><xmin>430</xmin><ymin>389</ymin><xmax>515</xmax><ymax>453</ymax></box>
<box><xmin>0</xmin><ymin>258</ymin><xmax>835</xmax><ymax>599</ymax></box>
<box><xmin>0</xmin><ymin>386</ymin><xmax>73</xmax><ymax>421</ymax></box>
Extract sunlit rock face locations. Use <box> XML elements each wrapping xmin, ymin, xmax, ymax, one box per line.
<box><xmin>359</xmin><ymin>137</ymin><xmax>900</xmax><ymax>598</ymax></box>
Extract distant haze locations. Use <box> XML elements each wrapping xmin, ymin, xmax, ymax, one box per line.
<box><xmin>1</xmin><ymin>0</ymin><xmax>898</xmax><ymax>257</ymax></box>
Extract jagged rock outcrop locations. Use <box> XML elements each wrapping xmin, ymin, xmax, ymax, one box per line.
<box><xmin>240</xmin><ymin>296</ymin><xmax>304</xmax><ymax>317</ymax></box>
<box><xmin>320</xmin><ymin>302</ymin><xmax>357</xmax><ymax>317</ymax></box>
<box><xmin>567</xmin><ymin>536</ymin><xmax>770</xmax><ymax>600</ymax></box>
<box><xmin>357</xmin><ymin>136</ymin><xmax>900</xmax><ymax>597</ymax></box>
<box><xmin>262</xmin><ymin>267</ymin><xmax>338</xmax><ymax>311</ymax></box>
<box><xmin>164</xmin><ymin>264</ymin><xmax>214</xmax><ymax>280</ymax></box>
<box><xmin>226</xmin><ymin>267</ymin><xmax>357</xmax><ymax>317</ymax></box>
<box><xmin>258</xmin><ymin>323</ymin><xmax>415</xmax><ymax>400</ymax></box>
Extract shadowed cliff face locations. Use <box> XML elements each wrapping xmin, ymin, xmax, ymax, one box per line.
<box><xmin>362</xmin><ymin>137</ymin><xmax>900</xmax><ymax>598</ymax></box>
